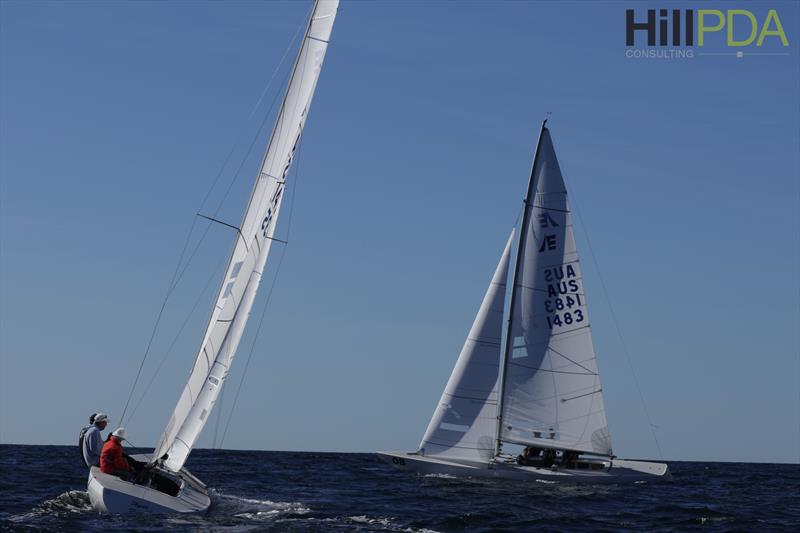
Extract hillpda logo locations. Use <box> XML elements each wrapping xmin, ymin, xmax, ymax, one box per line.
<box><xmin>625</xmin><ymin>8</ymin><xmax>790</xmax><ymax>59</ymax></box>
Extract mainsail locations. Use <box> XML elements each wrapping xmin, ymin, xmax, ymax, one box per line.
<box><xmin>418</xmin><ymin>232</ymin><xmax>513</xmax><ymax>462</ymax></box>
<box><xmin>497</xmin><ymin>123</ymin><xmax>612</xmax><ymax>456</ymax></box>
<box><xmin>152</xmin><ymin>0</ymin><xmax>339</xmax><ymax>472</ymax></box>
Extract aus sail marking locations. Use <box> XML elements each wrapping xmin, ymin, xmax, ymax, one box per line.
<box><xmin>543</xmin><ymin>266</ymin><xmax>585</xmax><ymax>329</ymax></box>
<box><xmin>261</xmin><ymin>122</ymin><xmax>303</xmax><ymax>238</ymax></box>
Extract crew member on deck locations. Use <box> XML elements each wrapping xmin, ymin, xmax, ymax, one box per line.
<box><xmin>562</xmin><ymin>450</ymin><xmax>579</xmax><ymax>468</ymax></box>
<box><xmin>542</xmin><ymin>448</ymin><xmax>556</xmax><ymax>467</ymax></box>
<box><xmin>82</xmin><ymin>413</ymin><xmax>108</xmax><ymax>467</ymax></box>
<box><xmin>517</xmin><ymin>446</ymin><xmax>542</xmax><ymax>466</ymax></box>
<box><xmin>78</xmin><ymin>413</ymin><xmax>96</xmax><ymax>464</ymax></box>
<box><xmin>100</xmin><ymin>427</ymin><xmax>135</xmax><ymax>479</ymax></box>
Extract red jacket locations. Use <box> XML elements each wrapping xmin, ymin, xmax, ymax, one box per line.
<box><xmin>100</xmin><ymin>438</ymin><xmax>130</xmax><ymax>474</ymax></box>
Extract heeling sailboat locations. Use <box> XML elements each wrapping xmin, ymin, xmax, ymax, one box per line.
<box><xmin>378</xmin><ymin>120</ymin><xmax>670</xmax><ymax>482</ymax></box>
<box><xmin>87</xmin><ymin>0</ymin><xmax>339</xmax><ymax>513</ymax></box>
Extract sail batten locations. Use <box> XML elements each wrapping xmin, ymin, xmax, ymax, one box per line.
<box><xmin>152</xmin><ymin>0</ymin><xmax>339</xmax><ymax>472</ymax></box>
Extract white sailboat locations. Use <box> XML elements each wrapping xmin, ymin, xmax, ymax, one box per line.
<box><xmin>87</xmin><ymin>0</ymin><xmax>339</xmax><ymax>513</ymax></box>
<box><xmin>378</xmin><ymin>121</ymin><xmax>670</xmax><ymax>483</ymax></box>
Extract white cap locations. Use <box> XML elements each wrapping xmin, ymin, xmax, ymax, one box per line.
<box><xmin>111</xmin><ymin>427</ymin><xmax>127</xmax><ymax>440</ymax></box>
<box><xmin>94</xmin><ymin>413</ymin><xmax>108</xmax><ymax>423</ymax></box>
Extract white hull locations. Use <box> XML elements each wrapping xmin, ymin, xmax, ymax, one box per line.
<box><xmin>377</xmin><ymin>451</ymin><xmax>671</xmax><ymax>483</ymax></box>
<box><xmin>87</xmin><ymin>454</ymin><xmax>211</xmax><ymax>513</ymax></box>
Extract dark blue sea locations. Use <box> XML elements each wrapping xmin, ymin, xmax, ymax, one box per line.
<box><xmin>1</xmin><ymin>445</ymin><xmax>798</xmax><ymax>532</ymax></box>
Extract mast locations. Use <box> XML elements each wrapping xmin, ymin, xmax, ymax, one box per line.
<box><xmin>494</xmin><ymin>118</ymin><xmax>549</xmax><ymax>457</ymax></box>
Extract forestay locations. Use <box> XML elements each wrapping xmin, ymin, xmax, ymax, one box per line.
<box><xmin>419</xmin><ymin>232</ymin><xmax>513</xmax><ymax>462</ymax></box>
<box><xmin>498</xmin><ymin>126</ymin><xmax>612</xmax><ymax>456</ymax></box>
<box><xmin>152</xmin><ymin>0</ymin><xmax>339</xmax><ymax>472</ymax></box>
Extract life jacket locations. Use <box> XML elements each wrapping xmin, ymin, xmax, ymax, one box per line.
<box><xmin>78</xmin><ymin>425</ymin><xmax>91</xmax><ymax>467</ymax></box>
<box><xmin>100</xmin><ymin>438</ymin><xmax>130</xmax><ymax>474</ymax></box>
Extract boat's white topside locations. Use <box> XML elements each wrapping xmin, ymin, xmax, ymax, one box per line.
<box><xmin>87</xmin><ymin>454</ymin><xmax>210</xmax><ymax>514</ymax></box>
<box><xmin>377</xmin><ymin>451</ymin><xmax>671</xmax><ymax>483</ymax></box>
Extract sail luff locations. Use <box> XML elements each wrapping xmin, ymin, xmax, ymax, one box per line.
<box><xmin>494</xmin><ymin>119</ymin><xmax>549</xmax><ymax>456</ymax></box>
<box><xmin>152</xmin><ymin>0</ymin><xmax>338</xmax><ymax>472</ymax></box>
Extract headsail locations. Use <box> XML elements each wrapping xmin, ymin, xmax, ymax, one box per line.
<box><xmin>152</xmin><ymin>0</ymin><xmax>339</xmax><ymax>472</ymax></box>
<box><xmin>418</xmin><ymin>231</ymin><xmax>513</xmax><ymax>462</ymax></box>
<box><xmin>498</xmin><ymin>124</ymin><xmax>612</xmax><ymax>456</ymax></box>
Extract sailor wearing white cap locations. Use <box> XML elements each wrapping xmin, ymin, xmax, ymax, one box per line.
<box><xmin>81</xmin><ymin>412</ymin><xmax>109</xmax><ymax>467</ymax></box>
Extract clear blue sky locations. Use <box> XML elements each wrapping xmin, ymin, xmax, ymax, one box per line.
<box><xmin>1</xmin><ymin>1</ymin><xmax>798</xmax><ymax>463</ymax></box>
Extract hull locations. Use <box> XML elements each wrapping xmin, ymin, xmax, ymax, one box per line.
<box><xmin>87</xmin><ymin>454</ymin><xmax>211</xmax><ymax>514</ymax></box>
<box><xmin>377</xmin><ymin>451</ymin><xmax>671</xmax><ymax>483</ymax></box>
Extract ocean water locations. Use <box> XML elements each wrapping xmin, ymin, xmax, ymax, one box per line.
<box><xmin>1</xmin><ymin>445</ymin><xmax>798</xmax><ymax>532</ymax></box>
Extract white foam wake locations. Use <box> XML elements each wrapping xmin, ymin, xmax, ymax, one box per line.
<box><xmin>8</xmin><ymin>490</ymin><xmax>93</xmax><ymax>522</ymax></box>
<box><xmin>209</xmin><ymin>490</ymin><xmax>311</xmax><ymax>520</ymax></box>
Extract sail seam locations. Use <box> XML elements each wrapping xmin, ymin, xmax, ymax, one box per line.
<box><xmin>466</xmin><ymin>338</ymin><xmax>501</xmax><ymax>347</ymax></box>
<box><xmin>422</xmin><ymin>440</ymin><xmax>496</xmax><ymax>451</ymax></box>
<box><xmin>507</xmin><ymin>366</ymin><xmax>598</xmax><ymax>376</ymax></box>
<box><xmin>259</xmin><ymin>172</ymin><xmax>286</xmax><ymax>183</ymax></box>
<box><xmin>444</xmin><ymin>393</ymin><xmax>499</xmax><ymax>402</ymax></box>
<box><xmin>525</xmin><ymin>204</ymin><xmax>571</xmax><ymax>214</ymax></box>
<box><xmin>548</xmin><ymin>324</ymin><xmax>592</xmax><ymax>337</ymax></box>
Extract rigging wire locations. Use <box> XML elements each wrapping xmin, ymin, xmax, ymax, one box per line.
<box><xmin>212</xmin><ymin>378</ymin><xmax>225</xmax><ymax>448</ymax></box>
<box><xmin>125</xmin><ymin>256</ymin><xmax>226</xmax><ymax>425</ymax></box>
<box><xmin>117</xmin><ymin>13</ymin><xmax>309</xmax><ymax>428</ymax></box>
<box><xmin>567</xmin><ymin>184</ymin><xmax>665</xmax><ymax>461</ymax></box>
<box><xmin>218</xmin><ymin>136</ymin><xmax>305</xmax><ymax>448</ymax></box>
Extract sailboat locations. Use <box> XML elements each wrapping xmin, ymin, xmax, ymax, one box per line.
<box><xmin>378</xmin><ymin>120</ymin><xmax>670</xmax><ymax>482</ymax></box>
<box><xmin>87</xmin><ymin>0</ymin><xmax>339</xmax><ymax>513</ymax></box>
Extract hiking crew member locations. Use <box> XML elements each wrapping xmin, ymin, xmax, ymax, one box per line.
<box><xmin>78</xmin><ymin>413</ymin><xmax>96</xmax><ymax>465</ymax></box>
<box><xmin>81</xmin><ymin>413</ymin><xmax>108</xmax><ymax>467</ymax></box>
<box><xmin>100</xmin><ymin>427</ymin><xmax>134</xmax><ymax>479</ymax></box>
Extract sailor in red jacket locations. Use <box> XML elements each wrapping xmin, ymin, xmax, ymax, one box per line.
<box><xmin>100</xmin><ymin>427</ymin><xmax>133</xmax><ymax>478</ymax></box>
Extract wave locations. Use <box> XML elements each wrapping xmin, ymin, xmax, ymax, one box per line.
<box><xmin>347</xmin><ymin>515</ymin><xmax>441</xmax><ymax>532</ymax></box>
<box><xmin>421</xmin><ymin>473</ymin><xmax>457</xmax><ymax>479</ymax></box>
<box><xmin>208</xmin><ymin>490</ymin><xmax>311</xmax><ymax>520</ymax></box>
<box><xmin>272</xmin><ymin>514</ymin><xmax>442</xmax><ymax>532</ymax></box>
<box><xmin>204</xmin><ymin>491</ymin><xmax>442</xmax><ymax>531</ymax></box>
<box><xmin>7</xmin><ymin>490</ymin><xmax>93</xmax><ymax>524</ymax></box>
